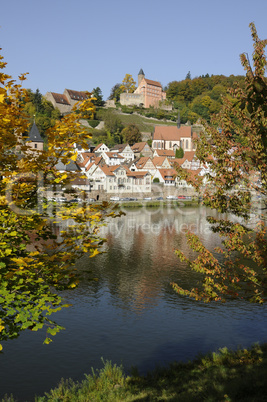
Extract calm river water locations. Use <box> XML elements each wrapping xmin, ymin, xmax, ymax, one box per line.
<box><xmin>1</xmin><ymin>205</ymin><xmax>267</xmax><ymax>401</ymax></box>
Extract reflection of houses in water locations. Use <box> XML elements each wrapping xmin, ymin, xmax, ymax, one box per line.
<box><xmin>98</xmin><ymin>208</ymin><xmax>221</xmax><ymax>313</ymax></box>
<box><xmin>48</xmin><ymin>208</ymin><xmax>226</xmax><ymax>314</ymax></box>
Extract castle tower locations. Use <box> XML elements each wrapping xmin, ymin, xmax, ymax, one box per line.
<box><xmin>138</xmin><ymin>68</ymin><xmax>145</xmax><ymax>86</ymax></box>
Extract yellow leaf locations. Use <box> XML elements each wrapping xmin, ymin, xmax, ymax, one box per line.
<box><xmin>70</xmin><ymin>153</ymin><xmax>77</xmax><ymax>161</ymax></box>
<box><xmin>0</xmin><ymin>94</ymin><xmax>5</xmax><ymax>103</ymax></box>
<box><xmin>90</xmin><ymin>249</ymin><xmax>100</xmax><ymax>258</ymax></box>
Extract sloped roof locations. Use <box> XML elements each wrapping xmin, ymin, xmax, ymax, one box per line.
<box><xmin>112</xmin><ymin>143</ymin><xmax>130</xmax><ymax>152</ymax></box>
<box><xmin>158</xmin><ymin>168</ymin><xmax>177</xmax><ymax>181</ymax></box>
<box><xmin>99</xmin><ymin>165</ymin><xmax>115</xmax><ymax>176</ymax></box>
<box><xmin>183</xmin><ymin>151</ymin><xmax>196</xmax><ymax>162</ymax></box>
<box><xmin>94</xmin><ymin>143</ymin><xmax>106</xmax><ymax>152</ymax></box>
<box><xmin>153</xmin><ymin>125</ymin><xmax>193</xmax><ymax>141</ymax></box>
<box><xmin>55</xmin><ymin>160</ymin><xmax>80</xmax><ymax>172</ymax></box>
<box><xmin>131</xmin><ymin>142</ymin><xmax>147</xmax><ymax>152</ymax></box>
<box><xmin>28</xmin><ymin>122</ymin><xmax>43</xmax><ymax>143</ymax></box>
<box><xmin>127</xmin><ymin>171</ymin><xmax>149</xmax><ymax>178</ymax></box>
<box><xmin>154</xmin><ymin>149</ymin><xmax>175</xmax><ymax>157</ymax></box>
<box><xmin>144</xmin><ymin>79</ymin><xmax>162</xmax><ymax>88</ymax></box>
<box><xmin>105</xmin><ymin>152</ymin><xmax>124</xmax><ymax>159</ymax></box>
<box><xmin>135</xmin><ymin>157</ymin><xmax>153</xmax><ymax>169</ymax></box>
<box><xmin>152</xmin><ymin>156</ymin><xmax>170</xmax><ymax>167</ymax></box>
<box><xmin>65</xmin><ymin>89</ymin><xmax>88</xmax><ymax>101</ymax></box>
<box><xmin>85</xmin><ymin>162</ymin><xmax>95</xmax><ymax>172</ymax></box>
<box><xmin>171</xmin><ymin>158</ymin><xmax>186</xmax><ymax>167</ymax></box>
<box><xmin>51</xmin><ymin>92</ymin><xmax>70</xmax><ymax>105</ymax></box>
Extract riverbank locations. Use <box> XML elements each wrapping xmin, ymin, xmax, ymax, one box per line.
<box><xmin>117</xmin><ymin>199</ymin><xmax>200</xmax><ymax>209</ymax></box>
<box><xmin>3</xmin><ymin>343</ymin><xmax>266</xmax><ymax>401</ymax></box>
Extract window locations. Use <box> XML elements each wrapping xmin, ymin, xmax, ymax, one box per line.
<box><xmin>185</xmin><ymin>140</ymin><xmax>189</xmax><ymax>149</ymax></box>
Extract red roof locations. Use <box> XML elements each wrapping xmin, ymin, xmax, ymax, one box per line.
<box><xmin>135</xmin><ymin>157</ymin><xmax>153</xmax><ymax>169</ymax></box>
<box><xmin>154</xmin><ymin>149</ymin><xmax>175</xmax><ymax>157</ymax></box>
<box><xmin>144</xmin><ymin>79</ymin><xmax>162</xmax><ymax>88</ymax></box>
<box><xmin>65</xmin><ymin>89</ymin><xmax>88</xmax><ymax>101</ymax></box>
<box><xmin>152</xmin><ymin>156</ymin><xmax>170</xmax><ymax>167</ymax></box>
<box><xmin>131</xmin><ymin>142</ymin><xmax>147</xmax><ymax>152</ymax></box>
<box><xmin>51</xmin><ymin>92</ymin><xmax>70</xmax><ymax>105</ymax></box>
<box><xmin>158</xmin><ymin>168</ymin><xmax>177</xmax><ymax>181</ymax></box>
<box><xmin>153</xmin><ymin>125</ymin><xmax>194</xmax><ymax>141</ymax></box>
<box><xmin>127</xmin><ymin>171</ymin><xmax>149</xmax><ymax>178</ymax></box>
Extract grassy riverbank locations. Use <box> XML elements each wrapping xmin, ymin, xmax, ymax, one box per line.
<box><xmin>3</xmin><ymin>343</ymin><xmax>266</xmax><ymax>401</ymax></box>
<box><xmin>118</xmin><ymin>200</ymin><xmax>200</xmax><ymax>209</ymax></box>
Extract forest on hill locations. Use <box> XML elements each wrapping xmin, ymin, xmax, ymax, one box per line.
<box><xmin>165</xmin><ymin>73</ymin><xmax>246</xmax><ymax>123</ymax></box>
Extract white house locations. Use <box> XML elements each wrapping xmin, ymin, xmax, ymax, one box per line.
<box><xmin>111</xmin><ymin>144</ymin><xmax>135</xmax><ymax>161</ymax></box>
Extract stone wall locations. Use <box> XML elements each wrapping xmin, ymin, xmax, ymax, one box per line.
<box><xmin>120</xmin><ymin>93</ymin><xmax>145</xmax><ymax>106</ymax></box>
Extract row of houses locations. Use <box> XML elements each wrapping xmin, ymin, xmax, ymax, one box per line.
<box><xmin>57</xmin><ymin>138</ymin><xmax>211</xmax><ymax>195</ymax></box>
<box><xmin>26</xmin><ymin>116</ymin><xmax>210</xmax><ymax>196</ymax></box>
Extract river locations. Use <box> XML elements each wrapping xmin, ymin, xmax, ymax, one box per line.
<box><xmin>1</xmin><ymin>205</ymin><xmax>266</xmax><ymax>401</ymax></box>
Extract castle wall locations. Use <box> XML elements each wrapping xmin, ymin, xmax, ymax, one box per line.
<box><xmin>120</xmin><ymin>93</ymin><xmax>145</xmax><ymax>106</ymax></box>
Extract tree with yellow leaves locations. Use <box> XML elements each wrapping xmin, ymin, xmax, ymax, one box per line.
<box><xmin>0</xmin><ymin>50</ymin><xmax>120</xmax><ymax>349</ymax></box>
<box><xmin>120</xmin><ymin>74</ymin><xmax>136</xmax><ymax>93</ymax></box>
<box><xmin>172</xmin><ymin>23</ymin><xmax>266</xmax><ymax>304</ymax></box>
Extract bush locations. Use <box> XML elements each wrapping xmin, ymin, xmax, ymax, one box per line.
<box><xmin>121</xmin><ymin>105</ymin><xmax>133</xmax><ymax>114</ymax></box>
<box><xmin>88</xmin><ymin>120</ymin><xmax>100</xmax><ymax>128</ymax></box>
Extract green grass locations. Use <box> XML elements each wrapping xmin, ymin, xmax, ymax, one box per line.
<box><xmin>118</xmin><ymin>200</ymin><xmax>199</xmax><ymax>208</ymax></box>
<box><xmin>2</xmin><ymin>344</ymin><xmax>267</xmax><ymax>401</ymax></box>
<box><xmin>117</xmin><ymin>113</ymin><xmax>177</xmax><ymax>132</ymax></box>
<box><xmin>95</xmin><ymin>108</ymin><xmax>177</xmax><ymax>133</ymax></box>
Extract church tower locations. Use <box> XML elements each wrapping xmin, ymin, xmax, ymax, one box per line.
<box><xmin>138</xmin><ymin>68</ymin><xmax>145</xmax><ymax>87</ymax></box>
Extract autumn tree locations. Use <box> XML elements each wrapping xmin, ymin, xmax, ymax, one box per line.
<box><xmin>172</xmin><ymin>23</ymin><xmax>267</xmax><ymax>304</ymax></box>
<box><xmin>120</xmin><ymin>74</ymin><xmax>136</xmax><ymax>93</ymax></box>
<box><xmin>0</xmin><ymin>50</ymin><xmax>120</xmax><ymax>350</ymax></box>
<box><xmin>121</xmin><ymin>124</ymin><xmax>142</xmax><ymax>145</ymax></box>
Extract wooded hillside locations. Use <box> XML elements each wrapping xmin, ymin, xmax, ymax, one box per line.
<box><xmin>166</xmin><ymin>74</ymin><xmax>245</xmax><ymax>123</ymax></box>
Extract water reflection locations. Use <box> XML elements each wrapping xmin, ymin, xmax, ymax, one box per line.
<box><xmin>1</xmin><ymin>207</ymin><xmax>266</xmax><ymax>402</ymax></box>
<box><xmin>79</xmin><ymin>207</ymin><xmax>224</xmax><ymax>314</ymax></box>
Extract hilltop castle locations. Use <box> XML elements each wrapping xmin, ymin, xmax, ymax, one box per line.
<box><xmin>120</xmin><ymin>69</ymin><xmax>166</xmax><ymax>108</ymax></box>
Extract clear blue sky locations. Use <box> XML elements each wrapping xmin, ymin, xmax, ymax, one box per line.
<box><xmin>1</xmin><ymin>0</ymin><xmax>266</xmax><ymax>100</ymax></box>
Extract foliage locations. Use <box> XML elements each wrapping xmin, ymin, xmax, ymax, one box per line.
<box><xmin>172</xmin><ymin>23</ymin><xmax>267</xmax><ymax>303</ymax></box>
<box><xmin>0</xmin><ymin>50</ymin><xmax>120</xmax><ymax>349</ymax></box>
<box><xmin>121</xmin><ymin>105</ymin><xmax>133</xmax><ymax>114</ymax></box>
<box><xmin>5</xmin><ymin>343</ymin><xmax>266</xmax><ymax>401</ymax></box>
<box><xmin>23</xmin><ymin>89</ymin><xmax>61</xmax><ymax>137</ymax></box>
<box><xmin>108</xmin><ymin>83</ymin><xmax>123</xmax><ymax>102</ymax></box>
<box><xmin>185</xmin><ymin>70</ymin><xmax>191</xmax><ymax>80</ymax></box>
<box><xmin>166</xmin><ymin>74</ymin><xmax>246</xmax><ymax>123</ymax></box>
<box><xmin>120</xmin><ymin>74</ymin><xmax>136</xmax><ymax>94</ymax></box>
<box><xmin>92</xmin><ymin>87</ymin><xmax>104</xmax><ymax>107</ymax></box>
<box><xmin>88</xmin><ymin>119</ymin><xmax>100</xmax><ymax>128</ymax></box>
<box><xmin>121</xmin><ymin>123</ymin><xmax>142</xmax><ymax>145</ymax></box>
<box><xmin>175</xmin><ymin>146</ymin><xmax>184</xmax><ymax>158</ymax></box>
